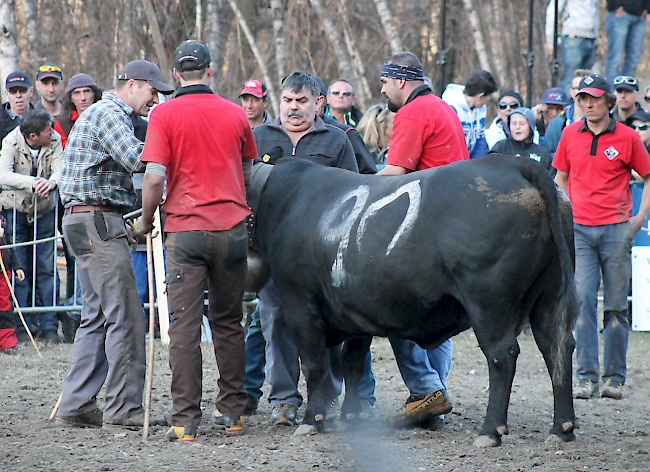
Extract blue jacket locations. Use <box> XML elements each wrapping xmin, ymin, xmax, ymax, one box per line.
<box><xmin>442</xmin><ymin>84</ymin><xmax>488</xmax><ymax>159</ymax></box>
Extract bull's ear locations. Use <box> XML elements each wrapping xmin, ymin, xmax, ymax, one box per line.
<box><xmin>245</xmin><ymin>247</ymin><xmax>271</xmax><ymax>293</ymax></box>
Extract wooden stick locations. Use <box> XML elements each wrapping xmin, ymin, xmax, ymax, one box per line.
<box><xmin>49</xmin><ymin>392</ymin><xmax>63</xmax><ymax>420</ymax></box>
<box><xmin>0</xmin><ymin>252</ymin><xmax>41</xmax><ymax>357</ymax></box>
<box><xmin>142</xmin><ymin>232</ymin><xmax>156</xmax><ymax>442</ymax></box>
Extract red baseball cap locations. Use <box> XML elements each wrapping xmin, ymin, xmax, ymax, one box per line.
<box><xmin>578</xmin><ymin>74</ymin><xmax>612</xmax><ymax>98</ymax></box>
<box><xmin>239</xmin><ymin>80</ymin><xmax>267</xmax><ymax>99</ymax></box>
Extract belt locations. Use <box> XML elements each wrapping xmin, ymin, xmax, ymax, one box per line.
<box><xmin>64</xmin><ymin>205</ymin><xmax>121</xmax><ymax>215</ymax></box>
<box><xmin>561</xmin><ymin>35</ymin><xmax>594</xmax><ymax>40</ymax></box>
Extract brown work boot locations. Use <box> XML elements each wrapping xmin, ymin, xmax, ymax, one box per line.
<box><xmin>56</xmin><ymin>408</ymin><xmax>103</xmax><ymax>428</ymax></box>
<box><xmin>103</xmin><ymin>410</ymin><xmax>168</xmax><ymax>430</ymax></box>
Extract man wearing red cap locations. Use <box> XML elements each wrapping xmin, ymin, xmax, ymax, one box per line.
<box><xmin>553</xmin><ymin>74</ymin><xmax>650</xmax><ymax>401</ymax></box>
<box><xmin>240</xmin><ymin>80</ymin><xmax>272</xmax><ymax>128</ymax></box>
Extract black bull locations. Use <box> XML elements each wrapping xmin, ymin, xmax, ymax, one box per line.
<box><xmin>246</xmin><ymin>155</ymin><xmax>578</xmax><ymax>447</ymax></box>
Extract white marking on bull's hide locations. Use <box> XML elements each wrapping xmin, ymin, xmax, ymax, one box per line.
<box><xmin>356</xmin><ymin>180</ymin><xmax>421</xmax><ymax>255</ymax></box>
<box><xmin>321</xmin><ymin>186</ymin><xmax>370</xmax><ymax>287</ymax></box>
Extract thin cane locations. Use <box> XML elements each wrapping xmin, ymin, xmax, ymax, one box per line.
<box><xmin>0</xmin><ymin>253</ymin><xmax>41</xmax><ymax>357</ymax></box>
<box><xmin>142</xmin><ymin>232</ymin><xmax>156</xmax><ymax>442</ymax></box>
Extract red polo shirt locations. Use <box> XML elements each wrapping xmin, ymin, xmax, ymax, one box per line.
<box><xmin>141</xmin><ymin>85</ymin><xmax>257</xmax><ymax>232</ymax></box>
<box><xmin>387</xmin><ymin>89</ymin><xmax>469</xmax><ymax>170</ymax></box>
<box><xmin>553</xmin><ymin>118</ymin><xmax>650</xmax><ymax>226</ymax></box>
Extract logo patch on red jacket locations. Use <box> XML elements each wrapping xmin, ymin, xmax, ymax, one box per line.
<box><xmin>604</xmin><ymin>146</ymin><xmax>619</xmax><ymax>160</ymax></box>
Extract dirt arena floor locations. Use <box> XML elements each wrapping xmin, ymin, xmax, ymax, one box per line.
<box><xmin>1</xmin><ymin>329</ymin><xmax>648</xmax><ymax>471</ymax></box>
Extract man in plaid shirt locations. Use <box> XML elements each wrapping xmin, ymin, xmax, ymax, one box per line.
<box><xmin>56</xmin><ymin>60</ymin><xmax>173</xmax><ymax>430</ymax></box>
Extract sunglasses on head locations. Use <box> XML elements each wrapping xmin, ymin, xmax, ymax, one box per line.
<box><xmin>644</xmin><ymin>96</ymin><xmax>650</xmax><ymax>103</ymax></box>
<box><xmin>633</xmin><ymin>123</ymin><xmax>650</xmax><ymax>131</ymax></box>
<box><xmin>498</xmin><ymin>101</ymin><xmax>520</xmax><ymax>110</ymax></box>
<box><xmin>330</xmin><ymin>90</ymin><xmax>353</xmax><ymax>97</ymax></box>
<box><xmin>613</xmin><ymin>76</ymin><xmax>637</xmax><ymax>86</ymax></box>
<box><xmin>39</xmin><ymin>65</ymin><xmax>61</xmax><ymax>73</ymax></box>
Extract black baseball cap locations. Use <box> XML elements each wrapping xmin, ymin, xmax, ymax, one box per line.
<box><xmin>578</xmin><ymin>74</ymin><xmax>612</xmax><ymax>98</ymax></box>
<box><xmin>36</xmin><ymin>64</ymin><xmax>63</xmax><ymax>81</ymax></box>
<box><xmin>117</xmin><ymin>60</ymin><xmax>174</xmax><ymax>95</ymax></box>
<box><xmin>5</xmin><ymin>72</ymin><xmax>31</xmax><ymax>90</ymax></box>
<box><xmin>173</xmin><ymin>40</ymin><xmax>211</xmax><ymax>72</ymax></box>
<box><xmin>613</xmin><ymin>75</ymin><xmax>639</xmax><ymax>92</ymax></box>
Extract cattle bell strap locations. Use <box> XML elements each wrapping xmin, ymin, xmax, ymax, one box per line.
<box><xmin>380</xmin><ymin>62</ymin><xmax>424</xmax><ymax>81</ymax></box>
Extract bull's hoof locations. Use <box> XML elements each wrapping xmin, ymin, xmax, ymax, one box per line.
<box><xmin>473</xmin><ymin>435</ymin><xmax>500</xmax><ymax>448</ymax></box>
<box><xmin>294</xmin><ymin>424</ymin><xmax>317</xmax><ymax>436</ymax></box>
<box><xmin>546</xmin><ymin>430</ymin><xmax>576</xmax><ymax>443</ymax></box>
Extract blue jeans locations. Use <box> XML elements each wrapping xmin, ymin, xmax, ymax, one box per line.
<box><xmin>560</xmin><ymin>36</ymin><xmax>597</xmax><ymax>92</ymax></box>
<box><xmin>605</xmin><ymin>11</ymin><xmax>647</xmax><ymax>80</ymax></box>
<box><xmin>244</xmin><ymin>306</ymin><xmax>266</xmax><ymax>403</ymax></box>
<box><xmin>8</xmin><ymin>209</ymin><xmax>58</xmax><ymax>334</ymax></box>
<box><xmin>574</xmin><ymin>222</ymin><xmax>632</xmax><ymax>385</ymax></box>
<box><xmin>389</xmin><ymin>338</ymin><xmax>452</xmax><ymax>394</ymax></box>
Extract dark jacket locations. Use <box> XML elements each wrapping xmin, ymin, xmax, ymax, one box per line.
<box><xmin>490</xmin><ymin>138</ymin><xmax>555</xmax><ymax>176</ymax></box>
<box><xmin>322</xmin><ymin>115</ymin><xmax>376</xmax><ymax>174</ymax></box>
<box><xmin>0</xmin><ymin>215</ymin><xmax>23</xmax><ymax>272</ymax></box>
<box><xmin>252</xmin><ymin>115</ymin><xmax>359</xmax><ymax>172</ymax></box>
<box><xmin>612</xmin><ymin>102</ymin><xmax>645</xmax><ymax>124</ymax></box>
<box><xmin>0</xmin><ymin>103</ymin><xmax>23</xmax><ymax>147</ymax></box>
<box><xmin>607</xmin><ymin>0</ymin><xmax>650</xmax><ymax>16</ymax></box>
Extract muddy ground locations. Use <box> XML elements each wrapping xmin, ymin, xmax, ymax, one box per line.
<box><xmin>1</xmin><ymin>329</ymin><xmax>649</xmax><ymax>471</ymax></box>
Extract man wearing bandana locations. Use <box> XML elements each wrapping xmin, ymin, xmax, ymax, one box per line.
<box><xmin>378</xmin><ymin>52</ymin><xmax>469</xmax><ymax>427</ymax></box>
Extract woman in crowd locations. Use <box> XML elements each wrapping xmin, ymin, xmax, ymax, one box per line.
<box><xmin>356</xmin><ymin>104</ymin><xmax>395</xmax><ymax>171</ymax></box>
<box><xmin>489</xmin><ymin>107</ymin><xmax>554</xmax><ymax>174</ymax></box>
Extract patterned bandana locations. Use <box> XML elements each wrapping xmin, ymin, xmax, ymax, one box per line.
<box><xmin>381</xmin><ymin>62</ymin><xmax>424</xmax><ymax>81</ymax></box>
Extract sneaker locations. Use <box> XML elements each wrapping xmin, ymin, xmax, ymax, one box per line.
<box><xmin>56</xmin><ymin>408</ymin><xmax>103</xmax><ymax>428</ymax></box>
<box><xmin>212</xmin><ymin>410</ymin><xmax>243</xmax><ymax>435</ymax></box>
<box><xmin>270</xmin><ymin>403</ymin><xmax>298</xmax><ymax>426</ymax></box>
<box><xmin>389</xmin><ymin>390</ymin><xmax>453</xmax><ymax>428</ymax></box>
<box><xmin>573</xmin><ymin>379</ymin><xmax>599</xmax><ymax>399</ymax></box>
<box><xmin>601</xmin><ymin>379</ymin><xmax>623</xmax><ymax>400</ymax></box>
<box><xmin>165</xmin><ymin>426</ymin><xmax>198</xmax><ymax>442</ymax></box>
<box><xmin>103</xmin><ymin>411</ymin><xmax>168</xmax><ymax>430</ymax></box>
<box><xmin>43</xmin><ymin>331</ymin><xmax>60</xmax><ymax>344</ymax></box>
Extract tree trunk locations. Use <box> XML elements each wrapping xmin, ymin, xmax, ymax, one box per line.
<box><xmin>338</xmin><ymin>0</ymin><xmax>370</xmax><ymax>110</ymax></box>
<box><xmin>0</xmin><ymin>0</ymin><xmax>18</xmax><ymax>102</ymax></box>
<box><xmin>372</xmin><ymin>0</ymin><xmax>402</xmax><ymax>54</ymax></box>
<box><xmin>196</xmin><ymin>0</ymin><xmax>202</xmax><ymax>42</ymax></box>
<box><xmin>483</xmin><ymin>0</ymin><xmax>506</xmax><ymax>82</ymax></box>
<box><xmin>142</xmin><ymin>0</ymin><xmax>171</xmax><ymax>84</ymax></box>
<box><xmin>461</xmin><ymin>0</ymin><xmax>491</xmax><ymax>72</ymax></box>
<box><xmin>308</xmin><ymin>0</ymin><xmax>353</xmax><ymax>79</ymax></box>
<box><xmin>270</xmin><ymin>0</ymin><xmax>285</xmax><ymax>86</ymax></box>
<box><xmin>20</xmin><ymin>0</ymin><xmax>37</xmax><ymax>49</ymax></box>
<box><xmin>226</xmin><ymin>0</ymin><xmax>279</xmax><ymax>116</ymax></box>
<box><xmin>206</xmin><ymin>0</ymin><xmax>221</xmax><ymax>92</ymax></box>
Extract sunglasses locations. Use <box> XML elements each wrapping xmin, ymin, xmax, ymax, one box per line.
<box><xmin>330</xmin><ymin>90</ymin><xmax>353</xmax><ymax>97</ymax></box>
<box><xmin>498</xmin><ymin>101</ymin><xmax>520</xmax><ymax>110</ymax></box>
<box><xmin>633</xmin><ymin>124</ymin><xmax>650</xmax><ymax>131</ymax></box>
<box><xmin>613</xmin><ymin>76</ymin><xmax>637</xmax><ymax>86</ymax></box>
<box><xmin>644</xmin><ymin>96</ymin><xmax>650</xmax><ymax>103</ymax></box>
<box><xmin>39</xmin><ymin>65</ymin><xmax>61</xmax><ymax>73</ymax></box>
<box><xmin>7</xmin><ymin>87</ymin><xmax>28</xmax><ymax>94</ymax></box>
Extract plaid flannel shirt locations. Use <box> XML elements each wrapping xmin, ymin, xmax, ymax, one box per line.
<box><xmin>59</xmin><ymin>92</ymin><xmax>145</xmax><ymax>209</ymax></box>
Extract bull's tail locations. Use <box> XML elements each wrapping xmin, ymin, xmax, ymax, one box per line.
<box><xmin>520</xmin><ymin>163</ymin><xmax>578</xmax><ymax>385</ymax></box>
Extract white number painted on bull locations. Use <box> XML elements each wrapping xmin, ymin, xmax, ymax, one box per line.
<box><xmin>356</xmin><ymin>180</ymin><xmax>421</xmax><ymax>256</ymax></box>
<box><xmin>321</xmin><ymin>186</ymin><xmax>370</xmax><ymax>287</ymax></box>
<box><xmin>321</xmin><ymin>181</ymin><xmax>421</xmax><ymax>287</ymax></box>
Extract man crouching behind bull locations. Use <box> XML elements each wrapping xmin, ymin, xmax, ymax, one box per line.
<box><xmin>377</xmin><ymin>51</ymin><xmax>471</xmax><ymax>427</ymax></box>
<box><xmin>252</xmin><ymin>71</ymin><xmax>359</xmax><ymax>426</ymax></box>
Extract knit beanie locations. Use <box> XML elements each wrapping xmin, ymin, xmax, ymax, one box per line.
<box><xmin>66</xmin><ymin>74</ymin><xmax>98</xmax><ymax>94</ymax></box>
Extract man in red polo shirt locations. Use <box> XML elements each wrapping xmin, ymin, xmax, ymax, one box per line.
<box><xmin>377</xmin><ymin>51</ymin><xmax>468</xmax><ymax>428</ymax></box>
<box><xmin>554</xmin><ymin>74</ymin><xmax>650</xmax><ymax>401</ymax></box>
<box><xmin>138</xmin><ymin>40</ymin><xmax>256</xmax><ymax>441</ymax></box>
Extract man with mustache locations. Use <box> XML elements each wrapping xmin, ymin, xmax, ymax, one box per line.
<box><xmin>56</xmin><ymin>60</ymin><xmax>173</xmax><ymax>430</ymax></box>
<box><xmin>252</xmin><ymin>70</ymin><xmax>357</xmax><ymax>426</ymax></box>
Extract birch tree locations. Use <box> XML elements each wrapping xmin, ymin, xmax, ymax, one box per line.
<box><xmin>0</xmin><ymin>0</ymin><xmax>18</xmax><ymax>101</ymax></box>
<box><xmin>142</xmin><ymin>0</ymin><xmax>171</xmax><ymax>84</ymax></box>
<box><xmin>372</xmin><ymin>0</ymin><xmax>402</xmax><ymax>54</ymax></box>
<box><xmin>270</xmin><ymin>0</ymin><xmax>285</xmax><ymax>86</ymax></box>
<box><xmin>308</xmin><ymin>0</ymin><xmax>354</xmax><ymax>79</ymax></box>
<box><xmin>461</xmin><ymin>0</ymin><xmax>492</xmax><ymax>72</ymax></box>
<box><xmin>338</xmin><ymin>0</ymin><xmax>371</xmax><ymax>109</ymax></box>
<box><xmin>206</xmin><ymin>0</ymin><xmax>221</xmax><ymax>92</ymax></box>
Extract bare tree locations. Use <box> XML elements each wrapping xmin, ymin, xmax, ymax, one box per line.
<box><xmin>308</xmin><ymin>0</ymin><xmax>354</xmax><ymax>79</ymax></box>
<box><xmin>20</xmin><ymin>0</ymin><xmax>37</xmax><ymax>51</ymax></box>
<box><xmin>142</xmin><ymin>0</ymin><xmax>171</xmax><ymax>83</ymax></box>
<box><xmin>270</xmin><ymin>0</ymin><xmax>285</xmax><ymax>85</ymax></box>
<box><xmin>461</xmin><ymin>0</ymin><xmax>491</xmax><ymax>72</ymax></box>
<box><xmin>206</xmin><ymin>0</ymin><xmax>221</xmax><ymax>92</ymax></box>
<box><xmin>338</xmin><ymin>0</ymin><xmax>371</xmax><ymax>109</ymax></box>
<box><xmin>226</xmin><ymin>0</ymin><xmax>279</xmax><ymax>116</ymax></box>
<box><xmin>372</xmin><ymin>0</ymin><xmax>403</xmax><ymax>54</ymax></box>
<box><xmin>0</xmin><ymin>0</ymin><xmax>18</xmax><ymax>101</ymax></box>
